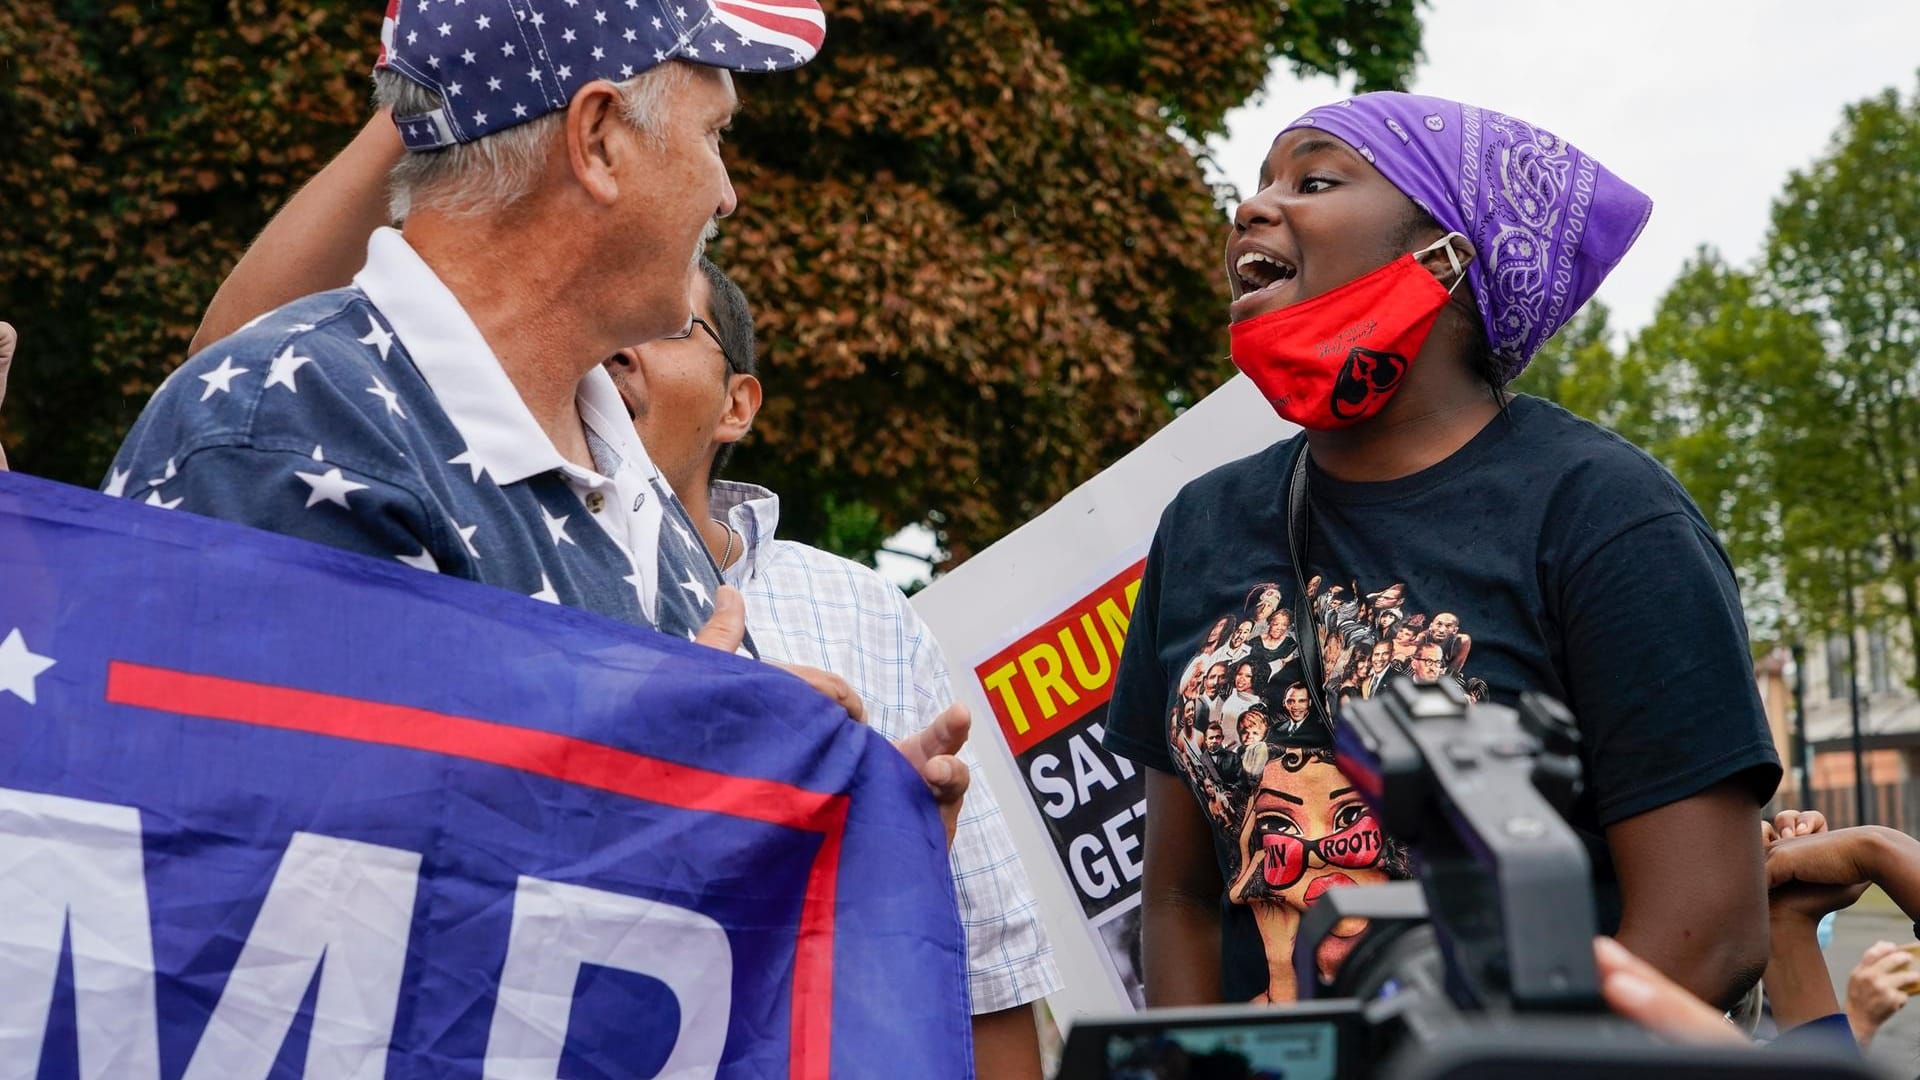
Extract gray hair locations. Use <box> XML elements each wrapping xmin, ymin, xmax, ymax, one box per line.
<box><xmin>372</xmin><ymin>62</ymin><xmax>691</xmax><ymax>221</ymax></box>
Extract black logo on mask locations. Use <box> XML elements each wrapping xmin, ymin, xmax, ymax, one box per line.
<box><xmin>1329</xmin><ymin>347</ymin><xmax>1407</xmax><ymax>420</ymax></box>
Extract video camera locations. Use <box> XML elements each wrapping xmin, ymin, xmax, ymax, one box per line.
<box><xmin>1055</xmin><ymin>679</ymin><xmax>1877</xmax><ymax>1080</ymax></box>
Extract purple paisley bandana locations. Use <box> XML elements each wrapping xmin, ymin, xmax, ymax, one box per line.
<box><xmin>1282</xmin><ymin>92</ymin><xmax>1652</xmax><ymax>383</ymax></box>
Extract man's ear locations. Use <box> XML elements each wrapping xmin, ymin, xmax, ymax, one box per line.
<box><xmin>714</xmin><ymin>373</ymin><xmax>761</xmax><ymax>446</ymax></box>
<box><xmin>564</xmin><ymin>80</ymin><xmax>631</xmax><ymax>206</ymax></box>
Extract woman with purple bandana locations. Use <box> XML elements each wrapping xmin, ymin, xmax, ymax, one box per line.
<box><xmin>1105</xmin><ymin>93</ymin><xmax>1782</xmax><ymax>1009</ymax></box>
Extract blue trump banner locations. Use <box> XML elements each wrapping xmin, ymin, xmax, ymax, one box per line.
<box><xmin>0</xmin><ymin>471</ymin><xmax>970</xmax><ymax>1079</ymax></box>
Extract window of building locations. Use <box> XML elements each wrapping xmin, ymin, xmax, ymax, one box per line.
<box><xmin>1868</xmin><ymin>628</ymin><xmax>1891</xmax><ymax>694</ymax></box>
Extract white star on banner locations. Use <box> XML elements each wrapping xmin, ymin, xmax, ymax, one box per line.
<box><xmin>512</xmin><ymin>103</ymin><xmax>528</xmax><ymax>117</ymax></box>
<box><xmin>712</xmin><ymin>40</ymin><xmax>725</xmax><ymax>53</ymax></box>
<box><xmin>367</xmin><ymin>377</ymin><xmax>406</xmax><ymax>418</ymax></box>
<box><xmin>437</xmin><ymin>21</ymin><xmax>452</xmax><ymax>35</ymax></box>
<box><xmin>487</xmin><ymin>76</ymin><xmax>503</xmax><ymax>91</ymax></box>
<box><xmin>144</xmin><ymin>491</ymin><xmax>183</xmax><ymax>510</ymax></box>
<box><xmin>556</xmin><ymin>64</ymin><xmax>572</xmax><ymax>79</ymax></box>
<box><xmin>679</xmin><ymin>577</ymin><xmax>712</xmax><ymax>608</ymax></box>
<box><xmin>763</xmin><ymin>57</ymin><xmax>777</xmax><ymax>70</ymax></box>
<box><xmin>737</xmin><ymin>33</ymin><xmax>749</xmax><ymax>44</ymax></box>
<box><xmin>407</xmin><ymin>28</ymin><xmax>419</xmax><ymax>44</ymax></box>
<box><xmin>530</xmin><ymin>10</ymin><xmax>545</xmax><ymax>25</ymax></box>
<box><xmin>358</xmin><ymin>317</ymin><xmax>395</xmax><ymax>360</ymax></box>
<box><xmin>619</xmin><ymin>63</ymin><xmax>633</xmax><ymax>77</ymax></box>
<box><xmin>530</xmin><ymin>574</ymin><xmax>561</xmax><ymax>604</ymax></box>
<box><xmin>622</xmin><ymin>28</ymin><xmax>636</xmax><ymax>42</ymax></box>
<box><xmin>447</xmin><ymin>81</ymin><xmax>463</xmax><ymax>97</ymax></box>
<box><xmin>527</xmin><ymin>64</ymin><xmax>543</xmax><ymax>81</ymax></box>
<box><xmin>651</xmin><ymin>16</ymin><xmax>662</xmax><ymax>28</ymax></box>
<box><xmin>149</xmin><ymin>457</ymin><xmax>178</xmax><ymax>488</ymax></box>
<box><xmin>626</xmin><ymin>0</ymin><xmax>637</xmax><ymax>8</ymax></box>
<box><xmin>652</xmin><ymin>48</ymin><xmax>665</xmax><ymax>62</ymax></box>
<box><xmin>593</xmin><ymin>9</ymin><xmax>606</xmax><ymax>24</ymax></box>
<box><xmin>562</xmin><ymin>27</ymin><xmax>576</xmax><ymax>42</ymax></box>
<box><xmin>591</xmin><ymin>46</ymin><xmax>605</xmax><ymax>60</ymax></box>
<box><xmin>448</xmin><ymin>449</ymin><xmax>488</xmax><ymax>483</ymax></box>
<box><xmin>428</xmin><ymin>55</ymin><xmax>442</xmax><ymax>69</ymax></box>
<box><xmin>674</xmin><ymin>5</ymin><xmax>686</xmax><ymax>17</ymax></box>
<box><xmin>455</xmin><ymin>521</ymin><xmax>481</xmax><ymax>559</ymax></box>
<box><xmin>474</xmin><ymin>110</ymin><xmax>488</xmax><ymax>125</ymax></box>
<box><xmin>542</xmin><ymin>506</ymin><xmax>575</xmax><ymax>547</ymax></box>
<box><xmin>685</xmin><ymin>45</ymin><xmax>698</xmax><ymax>57</ymax></box>
<box><xmin>104</xmin><ymin>468</ymin><xmax>131</xmax><ymax>498</ymax></box>
<box><xmin>502</xmin><ymin>41</ymin><xmax>516</xmax><ymax>56</ymax></box>
<box><xmin>296</xmin><ymin>467</ymin><xmax>370</xmax><ymax>510</ymax></box>
<box><xmin>0</xmin><ymin>628</ymin><xmax>57</xmax><ymax>706</ymax></box>
<box><xmin>197</xmin><ymin>356</ymin><xmax>249</xmax><ymax>401</ymax></box>
<box><xmin>477</xmin><ymin>12</ymin><xmax>491</xmax><ymax>28</ymax></box>
<box><xmin>461</xmin><ymin>48</ymin><xmax>477</xmax><ymax>63</ymax></box>
<box><xmin>396</xmin><ymin>547</ymin><xmax>440</xmax><ymax>572</ymax></box>
<box><xmin>311</xmin><ymin>445</ymin><xmax>326</xmax><ymax>460</ymax></box>
<box><xmin>264</xmin><ymin>347</ymin><xmax>314</xmax><ymax>393</ymax></box>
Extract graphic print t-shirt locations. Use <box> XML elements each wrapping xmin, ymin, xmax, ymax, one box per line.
<box><xmin>1103</xmin><ymin>396</ymin><xmax>1782</xmax><ymax>1004</ymax></box>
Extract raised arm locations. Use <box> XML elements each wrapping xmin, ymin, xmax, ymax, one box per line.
<box><xmin>191</xmin><ymin>110</ymin><xmax>403</xmax><ymax>353</ymax></box>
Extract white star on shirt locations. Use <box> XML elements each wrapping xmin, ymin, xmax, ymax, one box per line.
<box><xmin>556</xmin><ymin>64</ymin><xmax>572</xmax><ymax>79</ymax></box>
<box><xmin>461</xmin><ymin>48</ymin><xmax>476</xmax><ymax>63</ymax></box>
<box><xmin>619</xmin><ymin>63</ymin><xmax>633</xmax><ymax>77</ymax></box>
<box><xmin>626</xmin><ymin>0</ymin><xmax>637</xmax><ymax>8</ymax></box>
<box><xmin>296</xmin><ymin>467</ymin><xmax>370</xmax><ymax>509</ymax></box>
<box><xmin>527</xmin><ymin>64</ymin><xmax>543</xmax><ymax>81</ymax></box>
<box><xmin>679</xmin><ymin>577</ymin><xmax>712</xmax><ymax>608</ymax></box>
<box><xmin>651</xmin><ymin>15</ymin><xmax>662</xmax><ymax>28</ymax></box>
<box><xmin>437</xmin><ymin>21</ymin><xmax>452</xmax><ymax>35</ymax></box>
<box><xmin>473</xmin><ymin>110</ymin><xmax>488</xmax><ymax>125</ymax></box>
<box><xmin>622</xmin><ymin>27</ymin><xmax>636</xmax><ymax>41</ymax></box>
<box><xmin>264</xmin><ymin>346</ymin><xmax>314</xmax><ymax>392</ymax></box>
<box><xmin>501</xmin><ymin>41</ymin><xmax>516</xmax><ymax>56</ymax></box>
<box><xmin>530</xmin><ymin>574</ymin><xmax>561</xmax><ymax>604</ymax></box>
<box><xmin>593</xmin><ymin>9</ymin><xmax>607</xmax><ymax>24</ymax></box>
<box><xmin>446</xmin><ymin>449</ymin><xmax>487</xmax><ymax>483</ymax></box>
<box><xmin>396</xmin><ymin>547</ymin><xmax>440</xmax><ymax>573</ymax></box>
<box><xmin>0</xmin><ymin>628</ymin><xmax>57</xmax><ymax>706</ymax></box>
<box><xmin>665</xmin><ymin>511</ymin><xmax>695</xmax><ymax>551</ymax></box>
<box><xmin>407</xmin><ymin>28</ymin><xmax>419</xmax><ymax>44</ymax></box>
<box><xmin>104</xmin><ymin>468</ymin><xmax>131</xmax><ymax>498</ymax></box>
<box><xmin>591</xmin><ymin>46</ymin><xmax>605</xmax><ymax>60</ymax></box>
<box><xmin>512</xmin><ymin>103</ymin><xmax>528</xmax><ymax>117</ymax></box>
<box><xmin>674</xmin><ymin>5</ymin><xmax>686</xmax><ymax>16</ymax></box>
<box><xmin>684</xmin><ymin>44</ymin><xmax>698</xmax><ymax>57</ymax></box>
<box><xmin>562</xmin><ymin>27</ymin><xmax>576</xmax><ymax>42</ymax></box>
<box><xmin>711</xmin><ymin>39</ymin><xmax>725</xmax><ymax>53</ymax></box>
<box><xmin>148</xmin><ymin>457</ymin><xmax>177</xmax><ymax>487</ymax></box>
<box><xmin>144</xmin><ymin>490</ymin><xmax>183</xmax><ymax>510</ymax></box>
<box><xmin>358</xmin><ymin>316</ymin><xmax>395</xmax><ymax>360</ymax></box>
<box><xmin>197</xmin><ymin>356</ymin><xmax>250</xmax><ymax>400</ymax></box>
<box><xmin>455</xmin><ymin>521</ymin><xmax>481</xmax><ymax>559</ymax></box>
<box><xmin>652</xmin><ymin>48</ymin><xmax>665</xmax><ymax>61</ymax></box>
<box><xmin>487</xmin><ymin>76</ymin><xmax>503</xmax><ymax>91</ymax></box>
<box><xmin>542</xmin><ymin>506</ymin><xmax>575</xmax><ymax>546</ymax></box>
<box><xmin>366</xmin><ymin>377</ymin><xmax>406</xmax><ymax>418</ymax></box>
<box><xmin>476</xmin><ymin>12</ymin><xmax>491</xmax><ymax>28</ymax></box>
<box><xmin>446</xmin><ymin>81</ymin><xmax>463</xmax><ymax>97</ymax></box>
<box><xmin>530</xmin><ymin>10</ymin><xmax>545</xmax><ymax>24</ymax></box>
<box><xmin>310</xmin><ymin>445</ymin><xmax>326</xmax><ymax>460</ymax></box>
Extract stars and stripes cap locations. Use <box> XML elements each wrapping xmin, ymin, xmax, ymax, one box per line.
<box><xmin>375</xmin><ymin>0</ymin><xmax>825</xmax><ymax>152</ymax></box>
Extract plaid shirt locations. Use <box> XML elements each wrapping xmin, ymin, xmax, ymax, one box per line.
<box><xmin>715</xmin><ymin>481</ymin><xmax>1061</xmax><ymax>1014</ymax></box>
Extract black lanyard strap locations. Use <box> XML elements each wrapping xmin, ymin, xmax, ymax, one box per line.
<box><xmin>1286</xmin><ymin>441</ymin><xmax>1334</xmax><ymax>733</ymax></box>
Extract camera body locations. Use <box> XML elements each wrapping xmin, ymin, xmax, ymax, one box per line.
<box><xmin>1055</xmin><ymin>679</ymin><xmax>1879</xmax><ymax>1080</ymax></box>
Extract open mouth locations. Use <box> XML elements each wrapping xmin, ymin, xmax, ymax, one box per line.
<box><xmin>1229</xmin><ymin>249</ymin><xmax>1299</xmax><ymax>322</ymax></box>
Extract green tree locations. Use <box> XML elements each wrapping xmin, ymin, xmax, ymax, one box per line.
<box><xmin>0</xmin><ymin>0</ymin><xmax>1427</xmax><ymax>565</ymax></box>
<box><xmin>1762</xmin><ymin>78</ymin><xmax>1920</xmax><ymax>678</ymax></box>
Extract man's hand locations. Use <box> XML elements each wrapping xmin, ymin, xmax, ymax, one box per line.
<box><xmin>1847</xmin><ymin>940</ymin><xmax>1916</xmax><ymax>1045</ymax></box>
<box><xmin>1766</xmin><ymin>826</ymin><xmax>1886</xmax><ymax>921</ymax></box>
<box><xmin>892</xmin><ymin>704</ymin><xmax>971</xmax><ymax>843</ymax></box>
<box><xmin>1594</xmin><ymin>936</ymin><xmax>1746</xmax><ymax>1047</ymax></box>
<box><xmin>0</xmin><ymin>321</ymin><xmax>14</xmax><ymax>471</ymax></box>
<box><xmin>1762</xmin><ymin>808</ymin><xmax>1828</xmax><ymax>845</ymax></box>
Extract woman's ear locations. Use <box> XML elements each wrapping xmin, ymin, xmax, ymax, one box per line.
<box><xmin>714</xmin><ymin>373</ymin><xmax>761</xmax><ymax>445</ymax></box>
<box><xmin>1416</xmin><ymin>231</ymin><xmax>1476</xmax><ymax>290</ymax></box>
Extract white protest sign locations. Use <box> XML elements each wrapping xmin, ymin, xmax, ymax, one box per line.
<box><xmin>914</xmin><ymin>374</ymin><xmax>1292</xmax><ymax>1018</ymax></box>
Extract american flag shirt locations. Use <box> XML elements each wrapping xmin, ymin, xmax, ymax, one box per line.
<box><xmin>105</xmin><ymin>228</ymin><xmax>725</xmax><ymax>641</ymax></box>
<box><xmin>715</xmin><ymin>480</ymin><xmax>1062</xmax><ymax>1013</ymax></box>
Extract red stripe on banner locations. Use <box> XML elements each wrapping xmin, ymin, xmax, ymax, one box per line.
<box><xmin>105</xmin><ymin>659</ymin><xmax>844</xmax><ymax>1077</ymax></box>
<box><xmin>715</xmin><ymin>1</ymin><xmax>826</xmax><ymax>48</ymax></box>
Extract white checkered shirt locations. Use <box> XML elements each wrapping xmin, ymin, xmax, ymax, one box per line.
<box><xmin>716</xmin><ymin>481</ymin><xmax>1062</xmax><ymax>1014</ymax></box>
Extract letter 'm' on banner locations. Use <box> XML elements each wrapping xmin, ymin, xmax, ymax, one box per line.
<box><xmin>182</xmin><ymin>832</ymin><xmax>422</xmax><ymax>1080</ymax></box>
<box><xmin>0</xmin><ymin>786</ymin><xmax>161</xmax><ymax>1080</ymax></box>
<box><xmin>486</xmin><ymin>876</ymin><xmax>733</xmax><ymax>1079</ymax></box>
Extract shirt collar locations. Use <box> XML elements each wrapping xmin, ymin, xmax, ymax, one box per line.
<box><xmin>711</xmin><ymin>479</ymin><xmax>779</xmax><ymax>587</ymax></box>
<box><xmin>352</xmin><ymin>227</ymin><xmax>655</xmax><ymax>487</ymax></box>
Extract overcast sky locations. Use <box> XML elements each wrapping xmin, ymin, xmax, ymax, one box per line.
<box><xmin>1207</xmin><ymin>0</ymin><xmax>1920</xmax><ymax>335</ymax></box>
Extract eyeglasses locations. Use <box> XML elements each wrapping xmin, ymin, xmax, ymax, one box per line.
<box><xmin>664</xmin><ymin>315</ymin><xmax>729</xmax><ymax>368</ymax></box>
<box><xmin>1260</xmin><ymin>813</ymin><xmax>1384</xmax><ymax>889</ymax></box>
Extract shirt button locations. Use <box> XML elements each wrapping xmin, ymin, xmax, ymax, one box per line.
<box><xmin>585</xmin><ymin>491</ymin><xmax>606</xmax><ymax>513</ymax></box>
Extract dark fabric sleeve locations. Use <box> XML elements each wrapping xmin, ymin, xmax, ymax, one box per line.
<box><xmin>116</xmin><ymin>444</ymin><xmax>447</xmax><ymax>571</ymax></box>
<box><xmin>1104</xmin><ymin>524</ymin><xmax>1176</xmax><ymax>773</ymax></box>
<box><xmin>1556</xmin><ymin>511</ymin><xmax>1783</xmax><ymax>826</ymax></box>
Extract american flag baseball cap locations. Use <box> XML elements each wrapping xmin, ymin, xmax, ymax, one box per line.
<box><xmin>375</xmin><ymin>0</ymin><xmax>826</xmax><ymax>151</ymax></box>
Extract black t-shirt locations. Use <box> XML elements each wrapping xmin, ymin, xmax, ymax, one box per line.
<box><xmin>1103</xmin><ymin>395</ymin><xmax>1782</xmax><ymax>1004</ymax></box>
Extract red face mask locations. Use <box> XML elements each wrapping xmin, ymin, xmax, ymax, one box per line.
<box><xmin>1230</xmin><ymin>234</ymin><xmax>1467</xmax><ymax>430</ymax></box>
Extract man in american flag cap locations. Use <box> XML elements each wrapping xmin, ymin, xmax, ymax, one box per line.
<box><xmin>105</xmin><ymin>0</ymin><xmax>976</xmax><ymax>823</ymax></box>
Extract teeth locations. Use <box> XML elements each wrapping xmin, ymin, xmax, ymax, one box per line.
<box><xmin>1235</xmin><ymin>250</ymin><xmax>1295</xmax><ymax>290</ymax></box>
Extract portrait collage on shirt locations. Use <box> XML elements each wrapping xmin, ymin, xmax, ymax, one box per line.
<box><xmin>1162</xmin><ymin>578</ymin><xmax>1486</xmax><ymax>1001</ymax></box>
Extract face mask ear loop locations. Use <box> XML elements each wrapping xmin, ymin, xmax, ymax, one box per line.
<box><xmin>1416</xmin><ymin>231</ymin><xmax>1470</xmax><ymax>294</ymax></box>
